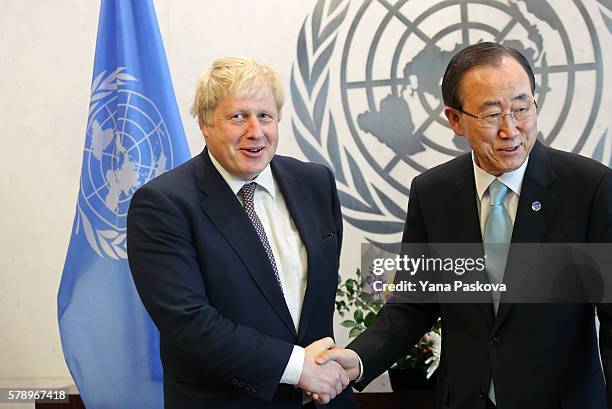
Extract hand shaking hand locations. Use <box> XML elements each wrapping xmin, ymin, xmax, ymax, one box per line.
<box><xmin>297</xmin><ymin>338</ymin><xmax>361</xmax><ymax>404</ymax></box>
<box><xmin>297</xmin><ymin>337</ymin><xmax>349</xmax><ymax>404</ymax></box>
<box><xmin>316</xmin><ymin>348</ymin><xmax>360</xmax><ymax>382</ymax></box>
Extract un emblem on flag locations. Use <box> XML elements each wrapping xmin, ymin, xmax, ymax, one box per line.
<box><xmin>77</xmin><ymin>68</ymin><xmax>176</xmax><ymax>259</ymax></box>
<box><xmin>291</xmin><ymin>0</ymin><xmax>608</xmax><ymax>245</ymax></box>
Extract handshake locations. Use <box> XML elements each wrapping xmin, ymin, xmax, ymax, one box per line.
<box><xmin>296</xmin><ymin>337</ymin><xmax>361</xmax><ymax>404</ymax></box>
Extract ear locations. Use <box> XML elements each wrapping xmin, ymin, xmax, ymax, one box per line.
<box><xmin>444</xmin><ymin>106</ymin><xmax>465</xmax><ymax>137</ymax></box>
<box><xmin>199</xmin><ymin>120</ymin><xmax>209</xmax><ymax>141</ymax></box>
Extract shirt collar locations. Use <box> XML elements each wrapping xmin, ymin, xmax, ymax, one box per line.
<box><xmin>207</xmin><ymin>150</ymin><xmax>276</xmax><ymax>199</ymax></box>
<box><xmin>472</xmin><ymin>152</ymin><xmax>529</xmax><ymax>200</ymax></box>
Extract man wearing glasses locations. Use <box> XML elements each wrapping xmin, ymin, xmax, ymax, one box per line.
<box><xmin>317</xmin><ymin>42</ymin><xmax>611</xmax><ymax>408</ymax></box>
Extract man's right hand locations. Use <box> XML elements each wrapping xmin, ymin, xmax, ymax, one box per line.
<box><xmin>297</xmin><ymin>337</ymin><xmax>349</xmax><ymax>404</ymax></box>
<box><xmin>316</xmin><ymin>348</ymin><xmax>361</xmax><ymax>382</ymax></box>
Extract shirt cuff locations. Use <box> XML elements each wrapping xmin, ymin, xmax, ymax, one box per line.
<box><xmin>279</xmin><ymin>345</ymin><xmax>305</xmax><ymax>385</ymax></box>
<box><xmin>349</xmin><ymin>349</ymin><xmax>365</xmax><ymax>382</ymax></box>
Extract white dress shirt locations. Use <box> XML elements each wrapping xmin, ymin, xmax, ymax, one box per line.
<box><xmin>208</xmin><ymin>152</ymin><xmax>308</xmax><ymax>385</ymax></box>
<box><xmin>472</xmin><ymin>152</ymin><xmax>529</xmax><ymax>235</ymax></box>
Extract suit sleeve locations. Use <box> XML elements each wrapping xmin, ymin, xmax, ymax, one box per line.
<box><xmin>591</xmin><ymin>171</ymin><xmax>612</xmax><ymax>407</ymax></box>
<box><xmin>127</xmin><ymin>185</ymin><xmax>294</xmax><ymax>402</ymax></box>
<box><xmin>348</xmin><ymin>177</ymin><xmax>439</xmax><ymax>389</ymax></box>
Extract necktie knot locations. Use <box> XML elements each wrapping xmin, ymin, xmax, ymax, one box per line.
<box><xmin>488</xmin><ymin>179</ymin><xmax>508</xmax><ymax>206</ymax></box>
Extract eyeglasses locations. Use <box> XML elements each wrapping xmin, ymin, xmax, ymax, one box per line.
<box><xmin>454</xmin><ymin>100</ymin><xmax>537</xmax><ymax>129</ymax></box>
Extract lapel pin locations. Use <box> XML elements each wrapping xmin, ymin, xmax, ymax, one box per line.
<box><xmin>531</xmin><ymin>201</ymin><xmax>542</xmax><ymax>212</ymax></box>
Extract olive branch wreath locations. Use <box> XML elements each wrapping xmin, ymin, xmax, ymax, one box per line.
<box><xmin>76</xmin><ymin>68</ymin><xmax>138</xmax><ymax>260</ymax></box>
<box><xmin>291</xmin><ymin>0</ymin><xmax>406</xmax><ymax>237</ymax></box>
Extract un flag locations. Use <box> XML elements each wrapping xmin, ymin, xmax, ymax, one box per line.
<box><xmin>57</xmin><ymin>1</ymin><xmax>190</xmax><ymax>408</ymax></box>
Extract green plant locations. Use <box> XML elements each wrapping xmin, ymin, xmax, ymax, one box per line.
<box><xmin>336</xmin><ymin>268</ymin><xmax>384</xmax><ymax>338</ymax></box>
<box><xmin>336</xmin><ymin>268</ymin><xmax>441</xmax><ymax>378</ymax></box>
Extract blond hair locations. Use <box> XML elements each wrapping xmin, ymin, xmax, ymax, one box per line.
<box><xmin>190</xmin><ymin>56</ymin><xmax>284</xmax><ymax>125</ymax></box>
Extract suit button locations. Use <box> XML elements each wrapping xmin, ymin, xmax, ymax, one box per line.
<box><xmin>252</xmin><ymin>386</ymin><xmax>259</xmax><ymax>394</ymax></box>
<box><xmin>490</xmin><ymin>337</ymin><xmax>500</xmax><ymax>348</ymax></box>
<box><xmin>245</xmin><ymin>384</ymin><xmax>251</xmax><ymax>391</ymax></box>
<box><xmin>238</xmin><ymin>381</ymin><xmax>245</xmax><ymax>388</ymax></box>
<box><xmin>231</xmin><ymin>378</ymin><xmax>238</xmax><ymax>386</ymax></box>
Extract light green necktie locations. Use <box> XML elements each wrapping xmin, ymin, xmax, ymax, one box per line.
<box><xmin>484</xmin><ymin>179</ymin><xmax>512</xmax><ymax>406</ymax></box>
<box><xmin>484</xmin><ymin>179</ymin><xmax>512</xmax><ymax>313</ymax></box>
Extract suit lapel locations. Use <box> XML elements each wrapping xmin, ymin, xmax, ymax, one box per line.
<box><xmin>271</xmin><ymin>159</ymin><xmax>323</xmax><ymax>341</ymax></box>
<box><xmin>493</xmin><ymin>141</ymin><xmax>558</xmax><ymax>333</ymax></box>
<box><xmin>450</xmin><ymin>155</ymin><xmax>495</xmax><ymax>328</ymax></box>
<box><xmin>450</xmin><ymin>155</ymin><xmax>484</xmax><ymax>244</ymax></box>
<box><xmin>195</xmin><ymin>151</ymin><xmax>297</xmax><ymax>338</ymax></box>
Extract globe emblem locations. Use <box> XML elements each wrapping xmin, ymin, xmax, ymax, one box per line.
<box><xmin>79</xmin><ymin>88</ymin><xmax>174</xmax><ymax>233</ymax></box>
<box><xmin>291</xmin><ymin>0</ymin><xmax>607</xmax><ymax>241</ymax></box>
<box><xmin>340</xmin><ymin>0</ymin><xmax>603</xmax><ymax>195</ymax></box>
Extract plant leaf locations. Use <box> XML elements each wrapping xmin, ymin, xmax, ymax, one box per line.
<box><xmin>341</xmin><ymin>320</ymin><xmax>356</xmax><ymax>328</ymax></box>
<box><xmin>114</xmin><ymin>245</ymin><xmax>128</xmax><ymax>259</ymax></box>
<box><xmin>290</xmin><ymin>71</ymin><xmax>317</xmax><ymax>137</ymax></box>
<box><xmin>91</xmin><ymin>70</ymin><xmax>106</xmax><ymax>94</ymax></box>
<box><xmin>596</xmin><ymin>0</ymin><xmax>612</xmax><ymax>12</ymax></box>
<box><xmin>292</xmin><ymin>121</ymin><xmax>331</xmax><ymax>168</ymax></box>
<box><xmin>97</xmin><ymin>231</ymin><xmax>118</xmax><ymax>260</ymax></box>
<box><xmin>117</xmin><ymin>73</ymin><xmax>137</xmax><ymax>81</ymax></box>
<box><xmin>349</xmin><ymin>327</ymin><xmax>363</xmax><ymax>338</ymax></box>
<box><xmin>373</xmin><ymin>186</ymin><xmax>407</xmax><ymax>220</ymax></box>
<box><xmin>345</xmin><ymin>149</ymin><xmax>377</xmax><ymax>208</ymax></box>
<box><xmin>326</xmin><ymin>114</ymin><xmax>346</xmax><ymax>183</ymax></box>
<box><xmin>310</xmin><ymin>37</ymin><xmax>336</xmax><ymax>93</ymax></box>
<box><xmin>328</xmin><ymin>0</ymin><xmax>344</xmax><ymax>15</ymax></box>
<box><xmin>79</xmin><ymin>208</ymin><xmax>102</xmax><ymax>257</ymax></box>
<box><xmin>311</xmin><ymin>0</ymin><xmax>325</xmax><ymax>51</ymax></box>
<box><xmin>344</xmin><ymin>215</ymin><xmax>404</xmax><ymax>235</ymax></box>
<box><xmin>296</xmin><ymin>20</ymin><xmax>310</xmax><ymax>87</ymax></box>
<box><xmin>99</xmin><ymin>230</ymin><xmax>119</xmax><ymax>239</ymax></box>
<box><xmin>364</xmin><ymin>312</ymin><xmax>376</xmax><ymax>327</ymax></box>
<box><xmin>313</xmin><ymin>73</ymin><xmax>329</xmax><ymax>138</ymax></box>
<box><xmin>601</xmin><ymin>9</ymin><xmax>612</xmax><ymax>34</ymax></box>
<box><xmin>592</xmin><ymin>128</ymin><xmax>607</xmax><ymax>163</ymax></box>
<box><xmin>317</xmin><ymin>3</ymin><xmax>349</xmax><ymax>48</ymax></box>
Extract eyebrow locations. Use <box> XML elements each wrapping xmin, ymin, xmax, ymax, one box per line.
<box><xmin>481</xmin><ymin>93</ymin><xmax>532</xmax><ymax>109</ymax></box>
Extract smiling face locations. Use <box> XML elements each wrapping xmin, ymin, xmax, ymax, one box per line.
<box><xmin>201</xmin><ymin>94</ymin><xmax>279</xmax><ymax>180</ymax></box>
<box><xmin>444</xmin><ymin>57</ymin><xmax>538</xmax><ymax>176</ymax></box>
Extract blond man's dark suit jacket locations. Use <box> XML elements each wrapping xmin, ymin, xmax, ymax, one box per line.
<box><xmin>349</xmin><ymin>141</ymin><xmax>612</xmax><ymax>409</ymax></box>
<box><xmin>127</xmin><ymin>149</ymin><xmax>356</xmax><ymax>409</ymax></box>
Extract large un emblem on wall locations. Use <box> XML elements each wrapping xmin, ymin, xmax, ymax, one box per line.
<box><xmin>291</xmin><ymin>0</ymin><xmax>611</xmax><ymax>244</ymax></box>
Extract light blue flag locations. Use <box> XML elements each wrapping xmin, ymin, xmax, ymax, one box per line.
<box><xmin>58</xmin><ymin>1</ymin><xmax>190</xmax><ymax>407</ymax></box>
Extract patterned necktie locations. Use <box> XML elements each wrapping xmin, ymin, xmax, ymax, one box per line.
<box><xmin>484</xmin><ymin>179</ymin><xmax>512</xmax><ymax>407</ymax></box>
<box><xmin>484</xmin><ymin>179</ymin><xmax>512</xmax><ymax>313</ymax></box>
<box><xmin>238</xmin><ymin>182</ymin><xmax>283</xmax><ymax>292</ymax></box>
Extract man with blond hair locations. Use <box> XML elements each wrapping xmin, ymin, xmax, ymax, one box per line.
<box><xmin>127</xmin><ymin>56</ymin><xmax>356</xmax><ymax>408</ymax></box>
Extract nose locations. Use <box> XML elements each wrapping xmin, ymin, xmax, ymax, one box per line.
<box><xmin>497</xmin><ymin>114</ymin><xmax>519</xmax><ymax>139</ymax></box>
<box><xmin>245</xmin><ymin>116</ymin><xmax>264</xmax><ymax>138</ymax></box>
